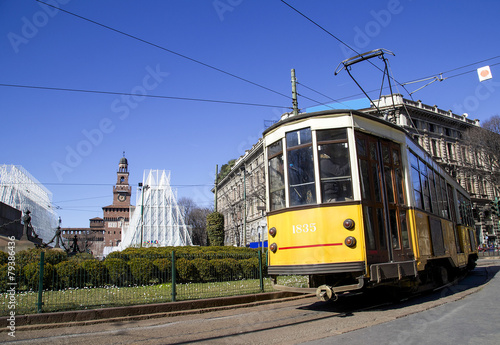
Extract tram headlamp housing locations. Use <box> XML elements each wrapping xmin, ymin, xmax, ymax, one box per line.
<box><xmin>269</xmin><ymin>227</ymin><xmax>277</xmax><ymax>237</ymax></box>
<box><xmin>343</xmin><ymin>219</ymin><xmax>355</xmax><ymax>230</ymax></box>
<box><xmin>344</xmin><ymin>236</ymin><xmax>356</xmax><ymax>248</ymax></box>
<box><xmin>270</xmin><ymin>243</ymin><xmax>278</xmax><ymax>253</ymax></box>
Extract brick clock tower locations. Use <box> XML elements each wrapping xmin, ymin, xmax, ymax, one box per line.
<box><xmin>103</xmin><ymin>154</ymin><xmax>133</xmax><ymax>247</ymax></box>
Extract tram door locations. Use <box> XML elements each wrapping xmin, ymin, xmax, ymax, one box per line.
<box><xmin>356</xmin><ymin>132</ymin><xmax>413</xmax><ymax>265</ymax></box>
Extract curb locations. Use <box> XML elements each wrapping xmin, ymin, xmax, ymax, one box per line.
<box><xmin>0</xmin><ymin>291</ymin><xmax>308</xmax><ymax>331</ymax></box>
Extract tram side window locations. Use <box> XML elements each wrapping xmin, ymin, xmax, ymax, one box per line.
<box><xmin>317</xmin><ymin>129</ymin><xmax>353</xmax><ymax>203</ymax></box>
<box><xmin>420</xmin><ymin>162</ymin><xmax>432</xmax><ymax>213</ymax></box>
<box><xmin>440</xmin><ymin>176</ymin><xmax>450</xmax><ymax>219</ymax></box>
<box><xmin>449</xmin><ymin>185</ymin><xmax>462</xmax><ymax>253</ymax></box>
<box><xmin>457</xmin><ymin>192</ymin><xmax>474</xmax><ymax>226</ymax></box>
<box><xmin>268</xmin><ymin>140</ymin><xmax>285</xmax><ymax>211</ymax></box>
<box><xmin>428</xmin><ymin>170</ymin><xmax>438</xmax><ymax>215</ymax></box>
<box><xmin>410</xmin><ymin>151</ymin><xmax>444</xmax><ymax>215</ymax></box>
<box><xmin>409</xmin><ymin>152</ymin><xmax>423</xmax><ymax>209</ymax></box>
<box><xmin>286</xmin><ymin>128</ymin><xmax>316</xmax><ymax>206</ymax></box>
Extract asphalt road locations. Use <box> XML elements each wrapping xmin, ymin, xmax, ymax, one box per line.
<box><xmin>4</xmin><ymin>259</ymin><xmax>499</xmax><ymax>345</ymax></box>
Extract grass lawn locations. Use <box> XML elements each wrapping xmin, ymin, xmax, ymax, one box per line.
<box><xmin>0</xmin><ymin>276</ymin><xmax>308</xmax><ymax>316</ymax></box>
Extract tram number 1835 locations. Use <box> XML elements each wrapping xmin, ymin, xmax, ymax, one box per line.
<box><xmin>292</xmin><ymin>223</ymin><xmax>317</xmax><ymax>234</ymax></box>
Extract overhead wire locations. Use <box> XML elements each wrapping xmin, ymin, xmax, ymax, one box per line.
<box><xmin>22</xmin><ymin>2</ymin><xmax>499</xmax><ymax>114</ymax></box>
<box><xmin>302</xmin><ymin>59</ymin><xmax>500</xmax><ymax>107</ymax></box>
<box><xmin>34</xmin><ymin>1</ymin><xmax>343</xmax><ymax>110</ymax></box>
<box><xmin>0</xmin><ymin>83</ymin><xmax>289</xmax><ymax>109</ymax></box>
<box><xmin>279</xmin><ymin>0</ymin><xmax>411</xmax><ymax>97</ymax></box>
<box><xmin>404</xmin><ymin>56</ymin><xmax>500</xmax><ymax>84</ymax></box>
<box><xmin>5</xmin><ymin>182</ymin><xmax>212</xmax><ymax>187</ymax></box>
<box><xmin>446</xmin><ymin>61</ymin><xmax>500</xmax><ymax>80</ymax></box>
<box><xmin>28</xmin><ymin>1</ymin><xmax>371</xmax><ymax>113</ymax></box>
<box><xmin>297</xmin><ymin>82</ymin><xmax>354</xmax><ymax>109</ymax></box>
<box><xmin>34</xmin><ymin>0</ymin><xmax>292</xmax><ymax>101</ymax></box>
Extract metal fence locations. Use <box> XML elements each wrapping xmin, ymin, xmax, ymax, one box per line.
<box><xmin>1</xmin><ymin>249</ymin><xmax>289</xmax><ymax>316</ymax></box>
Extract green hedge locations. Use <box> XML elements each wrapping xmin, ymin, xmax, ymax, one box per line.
<box><xmin>104</xmin><ymin>258</ymin><xmax>130</xmax><ymax>286</ymax></box>
<box><xmin>0</xmin><ymin>246</ymin><xmax>266</xmax><ymax>291</ymax></box>
<box><xmin>129</xmin><ymin>258</ymin><xmax>155</xmax><ymax>285</ymax></box>
<box><xmin>0</xmin><ymin>251</ymin><xmax>8</xmax><ymax>265</ymax></box>
<box><xmin>23</xmin><ymin>262</ymin><xmax>54</xmax><ymax>290</ymax></box>
<box><xmin>54</xmin><ymin>260</ymin><xmax>82</xmax><ymax>289</ymax></box>
<box><xmin>153</xmin><ymin>258</ymin><xmax>171</xmax><ymax>283</ymax></box>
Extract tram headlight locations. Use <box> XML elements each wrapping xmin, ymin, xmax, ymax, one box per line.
<box><xmin>344</xmin><ymin>236</ymin><xmax>356</xmax><ymax>248</ymax></box>
<box><xmin>270</xmin><ymin>243</ymin><xmax>278</xmax><ymax>253</ymax></box>
<box><xmin>343</xmin><ymin>219</ymin><xmax>355</xmax><ymax>230</ymax></box>
<box><xmin>269</xmin><ymin>227</ymin><xmax>277</xmax><ymax>237</ymax></box>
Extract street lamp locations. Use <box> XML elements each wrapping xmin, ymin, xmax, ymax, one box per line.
<box><xmin>242</xmin><ymin>167</ymin><xmax>246</xmax><ymax>247</ymax></box>
<box><xmin>139</xmin><ymin>182</ymin><xmax>150</xmax><ymax>248</ymax></box>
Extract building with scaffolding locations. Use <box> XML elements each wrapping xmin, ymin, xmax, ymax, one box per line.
<box><xmin>0</xmin><ymin>165</ymin><xmax>58</xmax><ymax>243</ymax></box>
<box><xmin>118</xmin><ymin>169</ymin><xmax>192</xmax><ymax>249</ymax></box>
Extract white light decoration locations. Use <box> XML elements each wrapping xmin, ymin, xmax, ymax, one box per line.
<box><xmin>119</xmin><ymin>169</ymin><xmax>192</xmax><ymax>249</ymax></box>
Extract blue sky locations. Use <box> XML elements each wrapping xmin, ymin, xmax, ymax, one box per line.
<box><xmin>1</xmin><ymin>0</ymin><xmax>500</xmax><ymax>228</ymax></box>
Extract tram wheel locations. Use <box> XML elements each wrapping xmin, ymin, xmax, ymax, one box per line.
<box><xmin>436</xmin><ymin>266</ymin><xmax>449</xmax><ymax>286</ymax></box>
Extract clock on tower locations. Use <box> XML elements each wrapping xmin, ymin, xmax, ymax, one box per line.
<box><xmin>113</xmin><ymin>154</ymin><xmax>131</xmax><ymax>205</ymax></box>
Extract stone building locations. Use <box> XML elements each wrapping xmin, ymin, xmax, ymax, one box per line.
<box><xmin>366</xmin><ymin>94</ymin><xmax>495</xmax><ymax>245</ymax></box>
<box><xmin>216</xmin><ymin>140</ymin><xmax>267</xmax><ymax>247</ymax></box>
<box><xmin>215</xmin><ymin>94</ymin><xmax>498</xmax><ymax>247</ymax></box>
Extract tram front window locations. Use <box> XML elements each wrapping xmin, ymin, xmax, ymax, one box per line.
<box><xmin>287</xmin><ymin>128</ymin><xmax>316</xmax><ymax>206</ymax></box>
<box><xmin>317</xmin><ymin>129</ymin><xmax>353</xmax><ymax>203</ymax></box>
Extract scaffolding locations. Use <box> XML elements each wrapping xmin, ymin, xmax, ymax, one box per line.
<box><xmin>0</xmin><ymin>165</ymin><xmax>58</xmax><ymax>242</ymax></box>
<box><xmin>119</xmin><ymin>170</ymin><xmax>192</xmax><ymax>249</ymax></box>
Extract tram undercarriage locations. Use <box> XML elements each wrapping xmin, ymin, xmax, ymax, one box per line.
<box><xmin>271</xmin><ymin>255</ymin><xmax>478</xmax><ymax>302</ymax></box>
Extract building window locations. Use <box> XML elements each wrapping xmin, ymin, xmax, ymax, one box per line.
<box><xmin>431</xmin><ymin>139</ymin><xmax>438</xmax><ymax>157</ymax></box>
<box><xmin>447</xmin><ymin>143</ymin><xmax>454</xmax><ymax>161</ymax></box>
<box><xmin>461</xmin><ymin>147</ymin><xmax>467</xmax><ymax>164</ymax></box>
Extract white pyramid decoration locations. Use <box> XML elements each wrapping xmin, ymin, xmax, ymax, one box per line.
<box><xmin>120</xmin><ymin>170</ymin><xmax>192</xmax><ymax>248</ymax></box>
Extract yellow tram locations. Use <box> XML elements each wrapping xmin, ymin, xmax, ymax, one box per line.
<box><xmin>264</xmin><ymin>109</ymin><xmax>478</xmax><ymax>301</ymax></box>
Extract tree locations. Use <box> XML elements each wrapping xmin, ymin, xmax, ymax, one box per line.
<box><xmin>178</xmin><ymin>197</ymin><xmax>211</xmax><ymax>246</ymax></box>
<box><xmin>218</xmin><ymin>159</ymin><xmax>236</xmax><ymax>181</ymax></box>
<box><xmin>462</xmin><ymin>115</ymin><xmax>500</xmax><ymax>195</ymax></box>
<box><xmin>483</xmin><ymin>115</ymin><xmax>500</xmax><ymax>134</ymax></box>
<box><xmin>188</xmin><ymin>207</ymin><xmax>211</xmax><ymax>246</ymax></box>
<box><xmin>206</xmin><ymin>212</ymin><xmax>224</xmax><ymax>246</ymax></box>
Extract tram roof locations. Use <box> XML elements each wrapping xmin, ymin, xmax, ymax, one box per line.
<box><xmin>262</xmin><ymin>109</ymin><xmax>405</xmax><ymax>136</ymax></box>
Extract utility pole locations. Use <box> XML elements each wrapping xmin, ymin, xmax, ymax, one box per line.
<box><xmin>242</xmin><ymin>166</ymin><xmax>247</xmax><ymax>247</ymax></box>
<box><xmin>214</xmin><ymin>164</ymin><xmax>218</xmax><ymax>212</ymax></box>
<box><xmin>291</xmin><ymin>68</ymin><xmax>299</xmax><ymax>117</ymax></box>
<box><xmin>139</xmin><ymin>182</ymin><xmax>149</xmax><ymax>248</ymax></box>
